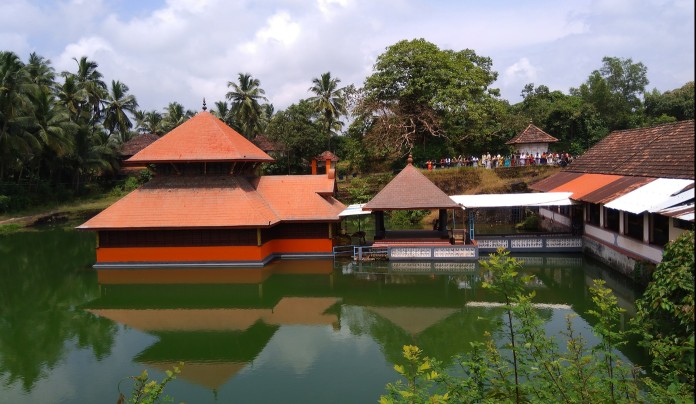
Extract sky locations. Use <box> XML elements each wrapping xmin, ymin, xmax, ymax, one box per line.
<box><xmin>1</xmin><ymin>0</ymin><xmax>694</xmax><ymax>114</ymax></box>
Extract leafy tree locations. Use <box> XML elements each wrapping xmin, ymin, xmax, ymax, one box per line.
<box><xmin>632</xmin><ymin>230</ymin><xmax>694</xmax><ymax>397</ymax></box>
<box><xmin>644</xmin><ymin>81</ymin><xmax>695</xmax><ymax>124</ymax></box>
<box><xmin>226</xmin><ymin>73</ymin><xmax>268</xmax><ymax>138</ymax></box>
<box><xmin>354</xmin><ymin>39</ymin><xmax>504</xmax><ymax>164</ymax></box>
<box><xmin>572</xmin><ymin>56</ymin><xmax>648</xmax><ymax>131</ymax></box>
<box><xmin>265</xmin><ymin>100</ymin><xmax>325</xmax><ymax>174</ymax></box>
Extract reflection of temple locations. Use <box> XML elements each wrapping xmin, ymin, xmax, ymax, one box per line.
<box><xmin>86</xmin><ymin>260</ymin><xmax>341</xmax><ymax>391</ymax></box>
<box><xmin>83</xmin><ymin>256</ymin><xmax>635</xmax><ymax>391</ymax></box>
<box><xmin>78</xmin><ymin>110</ymin><xmax>345</xmax><ymax>268</ymax></box>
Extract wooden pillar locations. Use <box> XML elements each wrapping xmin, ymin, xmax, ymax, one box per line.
<box><xmin>311</xmin><ymin>159</ymin><xmax>317</xmax><ymax>175</ymax></box>
<box><xmin>374</xmin><ymin>211</ymin><xmax>385</xmax><ymax>238</ymax></box>
<box><xmin>257</xmin><ymin>228</ymin><xmax>262</xmax><ymax>246</ymax></box>
<box><xmin>438</xmin><ymin>209</ymin><xmax>447</xmax><ymax>232</ymax></box>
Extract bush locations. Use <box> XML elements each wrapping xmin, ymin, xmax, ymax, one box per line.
<box><xmin>388</xmin><ymin>210</ymin><xmax>430</xmax><ymax>228</ymax></box>
<box><xmin>0</xmin><ymin>195</ymin><xmax>9</xmax><ymax>213</ymax></box>
<box><xmin>381</xmin><ymin>248</ymin><xmax>692</xmax><ymax>403</ymax></box>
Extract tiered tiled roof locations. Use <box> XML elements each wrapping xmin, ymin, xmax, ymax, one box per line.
<box><xmin>128</xmin><ymin>111</ymin><xmax>274</xmax><ymax>163</ymax></box>
<box><xmin>121</xmin><ymin>133</ymin><xmax>160</xmax><ymax>157</ymax></box>
<box><xmin>564</xmin><ymin>120</ymin><xmax>694</xmax><ymax>179</ymax></box>
<box><xmin>506</xmin><ymin>123</ymin><xmax>558</xmax><ymax>145</ymax></box>
<box><xmin>364</xmin><ymin>158</ymin><xmax>459</xmax><ymax>210</ymax></box>
<box><xmin>78</xmin><ymin>174</ymin><xmax>344</xmax><ymax>230</ymax></box>
<box><xmin>315</xmin><ymin>151</ymin><xmax>340</xmax><ymax>162</ymax></box>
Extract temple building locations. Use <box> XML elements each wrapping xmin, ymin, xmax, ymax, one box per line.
<box><xmin>78</xmin><ymin>110</ymin><xmax>345</xmax><ymax>268</ymax></box>
<box><xmin>506</xmin><ymin>122</ymin><xmax>559</xmax><ymax>156</ymax></box>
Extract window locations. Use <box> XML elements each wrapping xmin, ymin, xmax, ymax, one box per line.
<box><xmin>650</xmin><ymin>214</ymin><xmax>670</xmax><ymax>247</ymax></box>
<box><xmin>604</xmin><ymin>208</ymin><xmax>620</xmax><ymax>232</ymax></box>
<box><xmin>559</xmin><ymin>206</ymin><xmax>570</xmax><ymax>217</ymax></box>
<box><xmin>674</xmin><ymin>218</ymin><xmax>694</xmax><ymax>230</ymax></box>
<box><xmin>587</xmin><ymin>203</ymin><xmax>600</xmax><ymax>226</ymax></box>
<box><xmin>624</xmin><ymin>212</ymin><xmax>644</xmax><ymax>241</ymax></box>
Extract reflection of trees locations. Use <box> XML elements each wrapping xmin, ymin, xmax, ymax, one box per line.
<box><xmin>0</xmin><ymin>230</ymin><xmax>115</xmax><ymax>391</ymax></box>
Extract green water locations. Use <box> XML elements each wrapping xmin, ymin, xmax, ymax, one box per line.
<box><xmin>0</xmin><ymin>229</ymin><xmax>647</xmax><ymax>403</ymax></box>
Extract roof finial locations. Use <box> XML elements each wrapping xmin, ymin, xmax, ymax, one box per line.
<box><xmin>202</xmin><ymin>98</ymin><xmax>207</xmax><ymax>111</ymax></box>
<box><xmin>407</xmin><ymin>154</ymin><xmax>413</xmax><ymax>165</ymax></box>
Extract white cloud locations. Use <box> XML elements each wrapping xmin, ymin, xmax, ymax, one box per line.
<box><xmin>503</xmin><ymin>58</ymin><xmax>539</xmax><ymax>86</ymax></box>
<box><xmin>0</xmin><ymin>0</ymin><xmax>692</xmax><ymax>112</ymax></box>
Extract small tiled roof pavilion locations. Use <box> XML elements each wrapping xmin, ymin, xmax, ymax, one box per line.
<box><xmin>506</xmin><ymin>123</ymin><xmax>559</xmax><ymax>156</ymax></box>
<box><xmin>363</xmin><ymin>155</ymin><xmax>460</xmax><ymax>240</ymax></box>
<box><xmin>79</xmin><ymin>110</ymin><xmax>345</xmax><ymax>269</ymax></box>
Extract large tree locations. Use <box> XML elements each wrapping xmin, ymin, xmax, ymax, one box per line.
<box><xmin>353</xmin><ymin>38</ymin><xmax>504</xmax><ymax>163</ymax></box>
<box><xmin>644</xmin><ymin>81</ymin><xmax>695</xmax><ymax>123</ymax></box>
<box><xmin>226</xmin><ymin>73</ymin><xmax>268</xmax><ymax>138</ymax></box>
<box><xmin>572</xmin><ymin>56</ymin><xmax>648</xmax><ymax>131</ymax></box>
<box><xmin>265</xmin><ymin>100</ymin><xmax>325</xmax><ymax>174</ymax></box>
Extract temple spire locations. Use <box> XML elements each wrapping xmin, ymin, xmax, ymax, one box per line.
<box><xmin>202</xmin><ymin>98</ymin><xmax>207</xmax><ymax>111</ymax></box>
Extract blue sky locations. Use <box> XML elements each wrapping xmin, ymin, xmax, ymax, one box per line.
<box><xmin>1</xmin><ymin>0</ymin><xmax>693</xmax><ymax>113</ymax></box>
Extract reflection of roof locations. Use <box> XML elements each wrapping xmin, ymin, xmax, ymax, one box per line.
<box><xmin>146</xmin><ymin>361</ymin><xmax>245</xmax><ymax>391</ymax></box>
<box><xmin>89</xmin><ymin>297</ymin><xmax>341</xmax><ymax>331</ymax></box>
<box><xmin>78</xmin><ymin>174</ymin><xmax>345</xmax><ymax>230</ymax></box>
<box><xmin>121</xmin><ymin>133</ymin><xmax>159</xmax><ymax>157</ymax></box>
<box><xmin>364</xmin><ymin>161</ymin><xmax>459</xmax><ymax>210</ymax></box>
<box><xmin>506</xmin><ymin>123</ymin><xmax>558</xmax><ymax>145</ymax></box>
<box><xmin>565</xmin><ymin>120</ymin><xmax>694</xmax><ymax>179</ymax></box>
<box><xmin>450</xmin><ymin>192</ymin><xmax>576</xmax><ymax>208</ymax></box>
<box><xmin>127</xmin><ymin>111</ymin><xmax>274</xmax><ymax>163</ymax></box>
<box><xmin>365</xmin><ymin>307</ymin><xmax>457</xmax><ymax>335</ymax></box>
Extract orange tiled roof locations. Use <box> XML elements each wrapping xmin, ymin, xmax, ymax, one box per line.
<box><xmin>252</xmin><ymin>175</ymin><xmax>345</xmax><ymax>221</ymax></box>
<box><xmin>364</xmin><ymin>160</ymin><xmax>459</xmax><ymax>210</ymax></box>
<box><xmin>78</xmin><ymin>174</ymin><xmax>345</xmax><ymax>230</ymax></box>
<box><xmin>506</xmin><ymin>123</ymin><xmax>559</xmax><ymax>145</ymax></box>
<box><xmin>127</xmin><ymin>111</ymin><xmax>274</xmax><ymax>163</ymax></box>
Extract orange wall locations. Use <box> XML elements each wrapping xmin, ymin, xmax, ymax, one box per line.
<box><xmin>96</xmin><ymin>238</ymin><xmax>333</xmax><ymax>264</ymax></box>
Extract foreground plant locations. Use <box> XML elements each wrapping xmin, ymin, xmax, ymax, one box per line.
<box><xmin>381</xmin><ymin>247</ymin><xmax>694</xmax><ymax>403</ymax></box>
<box><xmin>117</xmin><ymin>362</ymin><xmax>183</xmax><ymax>404</ymax></box>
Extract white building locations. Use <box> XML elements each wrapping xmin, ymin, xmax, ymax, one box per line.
<box><xmin>530</xmin><ymin>120</ymin><xmax>694</xmax><ymax>277</ymax></box>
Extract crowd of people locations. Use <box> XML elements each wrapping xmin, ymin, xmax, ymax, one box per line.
<box><xmin>423</xmin><ymin>152</ymin><xmax>573</xmax><ymax>170</ymax></box>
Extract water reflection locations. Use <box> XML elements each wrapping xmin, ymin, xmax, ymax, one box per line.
<box><xmin>0</xmin><ymin>229</ymin><xmax>648</xmax><ymax>403</ymax></box>
<box><xmin>0</xmin><ymin>230</ymin><xmax>114</xmax><ymax>392</ymax></box>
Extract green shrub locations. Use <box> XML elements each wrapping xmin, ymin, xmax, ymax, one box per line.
<box><xmin>388</xmin><ymin>210</ymin><xmax>430</xmax><ymax>228</ymax></box>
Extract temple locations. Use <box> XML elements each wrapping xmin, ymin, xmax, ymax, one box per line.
<box><xmin>78</xmin><ymin>111</ymin><xmax>345</xmax><ymax>268</ymax></box>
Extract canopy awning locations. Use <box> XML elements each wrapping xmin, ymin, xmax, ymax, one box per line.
<box><xmin>450</xmin><ymin>192</ymin><xmax>576</xmax><ymax>209</ymax></box>
<box><xmin>338</xmin><ymin>203</ymin><xmax>372</xmax><ymax>217</ymax></box>
<box><xmin>605</xmin><ymin>179</ymin><xmax>694</xmax><ymax>214</ymax></box>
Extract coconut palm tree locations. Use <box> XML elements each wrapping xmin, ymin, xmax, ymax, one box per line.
<box><xmin>56</xmin><ymin>75</ymin><xmax>88</xmax><ymax>123</ymax></box>
<box><xmin>103</xmin><ymin>80</ymin><xmax>138</xmax><ymax>143</ymax></box>
<box><xmin>63</xmin><ymin>56</ymin><xmax>107</xmax><ymax>127</ymax></box>
<box><xmin>25</xmin><ymin>52</ymin><xmax>55</xmax><ymax>90</ymax></box>
<box><xmin>0</xmin><ymin>51</ymin><xmax>35</xmax><ymax>180</ymax></box>
<box><xmin>226</xmin><ymin>73</ymin><xmax>268</xmax><ymax>138</ymax></box>
<box><xmin>308</xmin><ymin>72</ymin><xmax>347</xmax><ymax>149</ymax></box>
<box><xmin>162</xmin><ymin>102</ymin><xmax>191</xmax><ymax>133</ymax></box>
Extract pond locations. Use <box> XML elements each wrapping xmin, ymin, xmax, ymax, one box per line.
<box><xmin>0</xmin><ymin>229</ymin><xmax>647</xmax><ymax>403</ymax></box>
